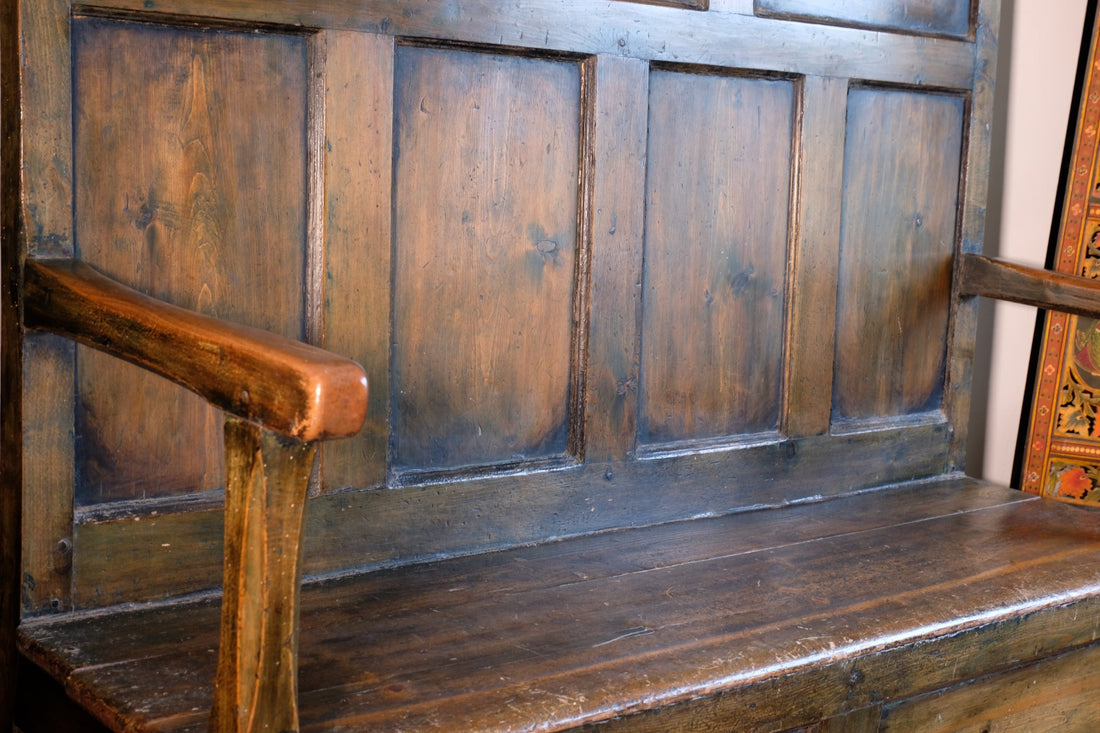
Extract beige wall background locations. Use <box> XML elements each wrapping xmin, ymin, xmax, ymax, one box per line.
<box><xmin>969</xmin><ymin>0</ymin><xmax>1090</xmax><ymax>483</ymax></box>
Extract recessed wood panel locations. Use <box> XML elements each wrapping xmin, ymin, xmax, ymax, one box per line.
<box><xmin>639</xmin><ymin>69</ymin><xmax>794</xmax><ymax>446</ymax></box>
<box><xmin>832</xmin><ymin>87</ymin><xmax>964</xmax><ymax>423</ymax></box>
<box><xmin>72</xmin><ymin>19</ymin><xmax>308</xmax><ymax>504</ymax></box>
<box><xmin>755</xmin><ymin>0</ymin><xmax>972</xmax><ymax>38</ymax></box>
<box><xmin>392</xmin><ymin>47</ymin><xmax>581</xmax><ymax>473</ymax></box>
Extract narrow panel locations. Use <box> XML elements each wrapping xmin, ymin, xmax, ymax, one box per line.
<box><xmin>72</xmin><ymin>19</ymin><xmax>308</xmax><ymax>504</ymax></box>
<box><xmin>319</xmin><ymin>31</ymin><xmax>394</xmax><ymax>491</ymax></box>
<box><xmin>640</xmin><ymin>69</ymin><xmax>794</xmax><ymax>446</ymax></box>
<box><xmin>783</xmin><ymin>75</ymin><xmax>847</xmax><ymax>437</ymax></box>
<box><xmin>755</xmin><ymin>0</ymin><xmax>972</xmax><ymax>38</ymax></box>
<box><xmin>832</xmin><ymin>88</ymin><xmax>964</xmax><ymax>423</ymax></box>
<box><xmin>392</xmin><ymin>46</ymin><xmax>581</xmax><ymax>473</ymax></box>
<box><xmin>585</xmin><ymin>55</ymin><xmax>649</xmax><ymax>463</ymax></box>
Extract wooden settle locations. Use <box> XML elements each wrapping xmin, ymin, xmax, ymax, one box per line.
<box><xmin>9</xmin><ymin>0</ymin><xmax>1100</xmax><ymax>730</ymax></box>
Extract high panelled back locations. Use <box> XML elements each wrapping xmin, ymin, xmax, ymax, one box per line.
<box><xmin>19</xmin><ymin>0</ymin><xmax>997</xmax><ymax>614</ymax></box>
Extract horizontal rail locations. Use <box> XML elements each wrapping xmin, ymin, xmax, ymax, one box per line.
<box><xmin>24</xmin><ymin>258</ymin><xmax>368</xmax><ymax>442</ymax></box>
<box><xmin>957</xmin><ymin>253</ymin><xmax>1100</xmax><ymax>319</ymax></box>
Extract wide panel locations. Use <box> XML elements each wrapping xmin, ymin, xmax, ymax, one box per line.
<box><xmin>391</xmin><ymin>45</ymin><xmax>583</xmax><ymax>474</ymax></box>
<box><xmin>639</xmin><ymin>67</ymin><xmax>794</xmax><ymax>447</ymax></box>
<box><xmin>755</xmin><ymin>0</ymin><xmax>973</xmax><ymax>38</ymax></box>
<box><xmin>832</xmin><ymin>86</ymin><xmax>964</xmax><ymax>424</ymax></box>
<box><xmin>72</xmin><ymin>18</ymin><xmax>309</xmax><ymax>504</ymax></box>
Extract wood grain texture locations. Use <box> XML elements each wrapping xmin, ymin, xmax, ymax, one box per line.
<box><xmin>958</xmin><ymin>253</ymin><xmax>1100</xmax><ymax>318</ymax></box>
<box><xmin>392</xmin><ymin>45</ymin><xmax>581</xmax><ymax>473</ymax></box>
<box><xmin>24</xmin><ymin>259</ymin><xmax>369</xmax><ymax>442</ymax></box>
<box><xmin>1</xmin><ymin>4</ymin><xmax>22</xmax><ymax>726</ymax></box>
<box><xmin>20</xmin><ymin>335</ymin><xmax>75</xmax><ymax>615</ymax></box>
<box><xmin>318</xmin><ymin>30</ymin><xmax>394</xmax><ymax>492</ymax></box>
<box><xmin>832</xmin><ymin>87</ymin><xmax>964</xmax><ymax>423</ymax></box>
<box><xmin>880</xmin><ymin>641</ymin><xmax>1100</xmax><ymax>731</ymax></box>
<box><xmin>210</xmin><ymin>419</ymin><xmax>316</xmax><ymax>733</ymax></box>
<box><xmin>640</xmin><ymin>69</ymin><xmax>794</xmax><ymax>445</ymax></box>
<box><xmin>783</xmin><ymin>75</ymin><xmax>847</xmax><ymax>437</ymax></box>
<box><xmin>72</xmin><ymin>17</ymin><xmax>309</xmax><ymax>503</ymax></box>
<box><xmin>22</xmin><ymin>479</ymin><xmax>1100</xmax><ymax>733</ymax></box>
<box><xmin>755</xmin><ymin>0</ymin><xmax>973</xmax><ymax>37</ymax></box>
<box><xmin>73</xmin><ymin>0</ymin><xmax>978</xmax><ymax>90</ymax></box>
<box><xmin>584</xmin><ymin>54</ymin><xmax>649</xmax><ymax>463</ymax></box>
<box><xmin>945</xmin><ymin>0</ymin><xmax>1002</xmax><ymax>470</ymax></box>
<box><xmin>6</xmin><ymin>0</ymin><xmax>72</xmax><ymax>723</ymax></box>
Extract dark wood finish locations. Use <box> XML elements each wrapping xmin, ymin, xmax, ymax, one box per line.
<box><xmin>20</xmin><ymin>335</ymin><xmax>75</xmax><ymax>615</ymax></box>
<box><xmin>958</xmin><ymin>253</ymin><xmax>1100</xmax><ymax>318</ymax></box>
<box><xmin>21</xmin><ymin>1</ymin><xmax>1099</xmax><ymax>732</ymax></box>
<box><xmin>0</xmin><ymin>0</ymin><xmax>21</xmax><ymax>723</ymax></box>
<box><xmin>6</xmin><ymin>0</ymin><xmax>74</xmax><ymax>723</ymax></box>
<box><xmin>24</xmin><ymin>259</ymin><xmax>368</xmax><ymax>442</ymax></box>
<box><xmin>20</xmin><ymin>479</ymin><xmax>1100</xmax><ymax>732</ymax></box>
<box><xmin>881</xmin><ymin>641</ymin><xmax>1100</xmax><ymax>731</ymax></box>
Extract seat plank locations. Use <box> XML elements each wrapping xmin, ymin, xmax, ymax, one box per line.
<box><xmin>20</xmin><ymin>480</ymin><xmax>1100</xmax><ymax>732</ymax></box>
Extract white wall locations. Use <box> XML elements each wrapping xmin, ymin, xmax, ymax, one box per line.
<box><xmin>970</xmin><ymin>0</ymin><xmax>1089</xmax><ymax>483</ymax></box>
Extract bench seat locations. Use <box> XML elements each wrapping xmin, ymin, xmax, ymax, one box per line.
<box><xmin>19</xmin><ymin>477</ymin><xmax>1100</xmax><ymax>732</ymax></box>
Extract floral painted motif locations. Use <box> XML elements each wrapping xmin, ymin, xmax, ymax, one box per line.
<box><xmin>1052</xmin><ymin>465</ymin><xmax>1094</xmax><ymax>500</ymax></box>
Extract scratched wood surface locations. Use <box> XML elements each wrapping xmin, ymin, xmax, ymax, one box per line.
<box><xmin>20</xmin><ymin>479</ymin><xmax>1100</xmax><ymax>732</ymax></box>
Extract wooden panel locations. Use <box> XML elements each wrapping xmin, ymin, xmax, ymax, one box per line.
<box><xmin>755</xmin><ymin>0</ymin><xmax>973</xmax><ymax>38</ymax></box>
<box><xmin>71</xmin><ymin>18</ymin><xmax>308</xmax><ymax>504</ymax></box>
<box><xmin>318</xmin><ymin>31</ymin><xmax>394</xmax><ymax>491</ymax></box>
<box><xmin>832</xmin><ymin>87</ymin><xmax>964</xmax><ymax>424</ymax></box>
<box><xmin>584</xmin><ymin>55</ymin><xmax>649</xmax><ymax>463</ymax></box>
<box><xmin>74</xmin><ymin>0</ymin><xmax>979</xmax><ymax>91</ymax></box>
<box><xmin>392</xmin><ymin>46</ymin><xmax>582</xmax><ymax>474</ymax></box>
<box><xmin>639</xmin><ymin>68</ymin><xmax>794</xmax><ymax>446</ymax></box>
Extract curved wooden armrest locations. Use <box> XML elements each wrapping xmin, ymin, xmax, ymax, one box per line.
<box><xmin>957</xmin><ymin>253</ymin><xmax>1100</xmax><ymax>319</ymax></box>
<box><xmin>23</xmin><ymin>258</ymin><xmax>368</xmax><ymax>442</ymax></box>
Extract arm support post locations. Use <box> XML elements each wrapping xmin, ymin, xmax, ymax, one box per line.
<box><xmin>24</xmin><ymin>257</ymin><xmax>370</xmax><ymax>732</ymax></box>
